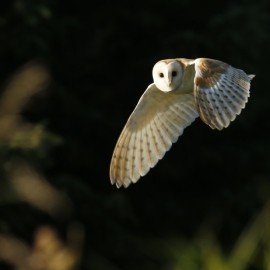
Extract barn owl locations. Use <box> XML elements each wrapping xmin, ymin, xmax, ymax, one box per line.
<box><xmin>110</xmin><ymin>58</ymin><xmax>254</xmax><ymax>188</ymax></box>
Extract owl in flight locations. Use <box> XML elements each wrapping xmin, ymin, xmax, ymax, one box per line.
<box><xmin>110</xmin><ymin>58</ymin><xmax>254</xmax><ymax>188</ymax></box>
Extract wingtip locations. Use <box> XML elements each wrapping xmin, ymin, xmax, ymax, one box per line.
<box><xmin>115</xmin><ymin>182</ymin><xmax>122</xmax><ymax>189</ymax></box>
<box><xmin>111</xmin><ymin>178</ymin><xmax>133</xmax><ymax>189</ymax></box>
<box><xmin>110</xmin><ymin>178</ymin><xmax>123</xmax><ymax>188</ymax></box>
<box><xmin>248</xmin><ymin>74</ymin><xmax>255</xmax><ymax>80</ymax></box>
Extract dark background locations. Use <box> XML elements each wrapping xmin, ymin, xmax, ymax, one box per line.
<box><xmin>0</xmin><ymin>0</ymin><xmax>270</xmax><ymax>269</ymax></box>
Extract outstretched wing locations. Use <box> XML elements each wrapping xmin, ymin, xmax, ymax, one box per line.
<box><xmin>110</xmin><ymin>84</ymin><xmax>198</xmax><ymax>188</ymax></box>
<box><xmin>193</xmin><ymin>58</ymin><xmax>254</xmax><ymax>130</ymax></box>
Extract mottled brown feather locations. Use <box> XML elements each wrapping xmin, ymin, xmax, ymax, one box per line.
<box><xmin>194</xmin><ymin>58</ymin><xmax>254</xmax><ymax>130</ymax></box>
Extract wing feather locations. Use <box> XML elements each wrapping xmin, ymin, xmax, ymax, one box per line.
<box><xmin>148</xmin><ymin>121</ymin><xmax>160</xmax><ymax>159</ymax></box>
<box><xmin>142</xmin><ymin>123</ymin><xmax>155</xmax><ymax>168</ymax></box>
<box><xmin>118</xmin><ymin>130</ymin><xmax>132</xmax><ymax>181</ymax></box>
<box><xmin>128</xmin><ymin>132</ymin><xmax>138</xmax><ymax>184</ymax></box>
<box><xmin>110</xmin><ymin>84</ymin><xmax>198</xmax><ymax>187</ymax></box>
<box><xmin>152</xmin><ymin>116</ymin><xmax>168</xmax><ymax>154</ymax></box>
<box><xmin>194</xmin><ymin>58</ymin><xmax>254</xmax><ymax>130</ymax></box>
<box><xmin>156</xmin><ymin>113</ymin><xmax>174</xmax><ymax>147</ymax></box>
<box><xmin>136</xmin><ymin>128</ymin><xmax>145</xmax><ymax>177</ymax></box>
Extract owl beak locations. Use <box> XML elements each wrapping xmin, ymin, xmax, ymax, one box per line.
<box><xmin>167</xmin><ymin>76</ymin><xmax>172</xmax><ymax>86</ymax></box>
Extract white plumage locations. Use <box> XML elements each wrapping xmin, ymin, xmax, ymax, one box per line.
<box><xmin>110</xmin><ymin>58</ymin><xmax>255</xmax><ymax>188</ymax></box>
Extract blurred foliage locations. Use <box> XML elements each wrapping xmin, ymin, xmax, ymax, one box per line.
<box><xmin>0</xmin><ymin>0</ymin><xmax>270</xmax><ymax>269</ymax></box>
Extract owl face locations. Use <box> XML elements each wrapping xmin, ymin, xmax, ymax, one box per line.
<box><xmin>152</xmin><ymin>60</ymin><xmax>183</xmax><ymax>92</ymax></box>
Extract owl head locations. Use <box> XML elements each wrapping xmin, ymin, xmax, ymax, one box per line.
<box><xmin>152</xmin><ymin>60</ymin><xmax>183</xmax><ymax>92</ymax></box>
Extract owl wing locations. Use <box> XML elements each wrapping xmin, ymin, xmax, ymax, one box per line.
<box><xmin>110</xmin><ymin>83</ymin><xmax>198</xmax><ymax>188</ymax></box>
<box><xmin>193</xmin><ymin>58</ymin><xmax>254</xmax><ymax>130</ymax></box>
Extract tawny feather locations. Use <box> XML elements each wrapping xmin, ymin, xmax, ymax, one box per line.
<box><xmin>194</xmin><ymin>58</ymin><xmax>253</xmax><ymax>130</ymax></box>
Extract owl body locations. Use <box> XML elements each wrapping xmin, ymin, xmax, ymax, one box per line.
<box><xmin>110</xmin><ymin>57</ymin><xmax>255</xmax><ymax>188</ymax></box>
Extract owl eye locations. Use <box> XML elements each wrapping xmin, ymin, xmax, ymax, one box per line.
<box><xmin>172</xmin><ymin>71</ymin><xmax>177</xmax><ymax>77</ymax></box>
<box><xmin>159</xmin><ymin>73</ymin><xmax>164</xmax><ymax>78</ymax></box>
